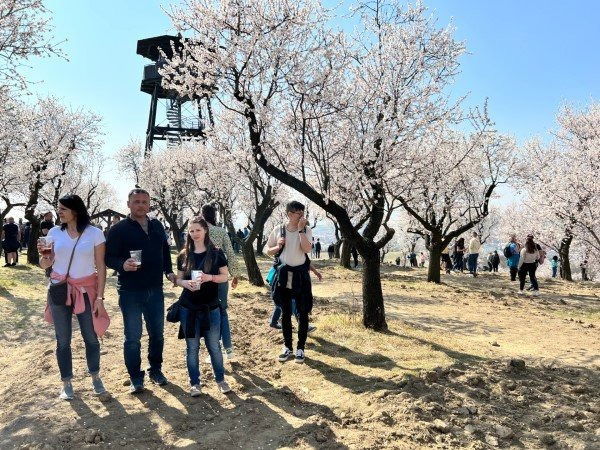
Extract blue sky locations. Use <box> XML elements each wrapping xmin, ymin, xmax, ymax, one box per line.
<box><xmin>24</xmin><ymin>0</ymin><xmax>600</xmax><ymax>200</ymax></box>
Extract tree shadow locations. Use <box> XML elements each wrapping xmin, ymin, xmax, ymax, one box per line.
<box><xmin>311</xmin><ymin>335</ymin><xmax>399</xmax><ymax>370</ymax></box>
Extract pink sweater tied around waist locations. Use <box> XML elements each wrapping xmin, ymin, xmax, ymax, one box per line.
<box><xmin>44</xmin><ymin>272</ymin><xmax>110</xmax><ymax>338</ymax></box>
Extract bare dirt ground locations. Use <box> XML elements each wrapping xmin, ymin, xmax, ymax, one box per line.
<box><xmin>0</xmin><ymin>259</ymin><xmax>599</xmax><ymax>449</ymax></box>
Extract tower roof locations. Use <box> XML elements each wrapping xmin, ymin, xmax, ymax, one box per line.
<box><xmin>136</xmin><ymin>35</ymin><xmax>183</xmax><ymax>61</ymax></box>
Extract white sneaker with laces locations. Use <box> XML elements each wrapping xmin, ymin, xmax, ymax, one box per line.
<box><xmin>217</xmin><ymin>381</ymin><xmax>232</xmax><ymax>393</ymax></box>
<box><xmin>295</xmin><ymin>349</ymin><xmax>305</xmax><ymax>364</ymax></box>
<box><xmin>278</xmin><ymin>347</ymin><xmax>292</xmax><ymax>362</ymax></box>
<box><xmin>190</xmin><ymin>384</ymin><xmax>202</xmax><ymax>397</ymax></box>
<box><xmin>224</xmin><ymin>347</ymin><xmax>235</xmax><ymax>360</ymax></box>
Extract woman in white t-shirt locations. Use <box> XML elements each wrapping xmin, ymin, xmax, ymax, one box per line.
<box><xmin>38</xmin><ymin>195</ymin><xmax>110</xmax><ymax>400</ymax></box>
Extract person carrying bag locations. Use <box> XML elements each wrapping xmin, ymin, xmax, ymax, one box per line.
<box><xmin>39</xmin><ymin>195</ymin><xmax>110</xmax><ymax>401</ymax></box>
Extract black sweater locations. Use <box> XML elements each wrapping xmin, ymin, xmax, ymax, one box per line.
<box><xmin>105</xmin><ymin>216</ymin><xmax>173</xmax><ymax>290</ymax></box>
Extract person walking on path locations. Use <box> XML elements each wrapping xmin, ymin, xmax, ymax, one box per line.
<box><xmin>517</xmin><ymin>234</ymin><xmax>540</xmax><ymax>296</ymax></box>
<box><xmin>441</xmin><ymin>245</ymin><xmax>452</xmax><ymax>274</ymax></box>
<box><xmin>2</xmin><ymin>217</ymin><xmax>20</xmax><ymax>266</ymax></box>
<box><xmin>504</xmin><ymin>234</ymin><xmax>521</xmax><ymax>281</ymax></box>
<box><xmin>315</xmin><ymin>238</ymin><xmax>322</xmax><ymax>259</ymax></box>
<box><xmin>39</xmin><ymin>195</ymin><xmax>110</xmax><ymax>400</ymax></box>
<box><xmin>105</xmin><ymin>188</ymin><xmax>176</xmax><ymax>394</ymax></box>
<box><xmin>468</xmin><ymin>232</ymin><xmax>481</xmax><ymax>277</ymax></box>
<box><xmin>200</xmin><ymin>204</ymin><xmax>240</xmax><ymax>360</ymax></box>
<box><xmin>453</xmin><ymin>238</ymin><xmax>466</xmax><ymax>272</ymax></box>
<box><xmin>327</xmin><ymin>243</ymin><xmax>335</xmax><ymax>259</ymax></box>
<box><xmin>550</xmin><ymin>256</ymin><xmax>559</xmax><ymax>278</ymax></box>
<box><xmin>266</xmin><ymin>201</ymin><xmax>314</xmax><ymax>364</ymax></box>
<box><xmin>174</xmin><ymin>216</ymin><xmax>232</xmax><ymax>396</ymax></box>
<box><xmin>580</xmin><ymin>260</ymin><xmax>589</xmax><ymax>281</ymax></box>
<box><xmin>491</xmin><ymin>250</ymin><xmax>500</xmax><ymax>272</ymax></box>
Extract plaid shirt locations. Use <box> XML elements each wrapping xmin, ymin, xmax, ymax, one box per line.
<box><xmin>208</xmin><ymin>224</ymin><xmax>241</xmax><ymax>278</ymax></box>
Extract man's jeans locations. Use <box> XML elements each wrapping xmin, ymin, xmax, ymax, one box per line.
<box><xmin>181</xmin><ymin>306</ymin><xmax>224</xmax><ymax>385</ymax></box>
<box><xmin>50</xmin><ymin>294</ymin><xmax>100</xmax><ymax>381</ymax></box>
<box><xmin>468</xmin><ymin>253</ymin><xmax>479</xmax><ymax>274</ymax></box>
<box><xmin>118</xmin><ymin>287</ymin><xmax>165</xmax><ymax>385</ymax></box>
<box><xmin>218</xmin><ymin>282</ymin><xmax>232</xmax><ymax>350</ymax></box>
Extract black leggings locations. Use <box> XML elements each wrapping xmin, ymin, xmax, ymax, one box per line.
<box><xmin>519</xmin><ymin>263</ymin><xmax>539</xmax><ymax>291</ymax></box>
<box><xmin>280</xmin><ymin>288</ymin><xmax>309</xmax><ymax>351</ymax></box>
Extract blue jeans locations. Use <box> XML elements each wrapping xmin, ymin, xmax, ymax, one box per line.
<box><xmin>50</xmin><ymin>294</ymin><xmax>100</xmax><ymax>381</ymax></box>
<box><xmin>180</xmin><ymin>306</ymin><xmax>224</xmax><ymax>385</ymax></box>
<box><xmin>218</xmin><ymin>282</ymin><xmax>232</xmax><ymax>350</ymax></box>
<box><xmin>118</xmin><ymin>287</ymin><xmax>165</xmax><ymax>385</ymax></box>
<box><xmin>468</xmin><ymin>253</ymin><xmax>479</xmax><ymax>273</ymax></box>
<box><xmin>552</xmin><ymin>266</ymin><xmax>558</xmax><ymax>278</ymax></box>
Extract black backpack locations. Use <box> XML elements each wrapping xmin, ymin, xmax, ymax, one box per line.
<box><xmin>503</xmin><ymin>244</ymin><xmax>512</xmax><ymax>259</ymax></box>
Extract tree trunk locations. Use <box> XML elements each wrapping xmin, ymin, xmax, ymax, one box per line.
<box><xmin>164</xmin><ymin>218</ymin><xmax>184</xmax><ymax>250</ymax></box>
<box><xmin>380</xmin><ymin>249</ymin><xmax>387</xmax><ymax>263</ymax></box>
<box><xmin>241</xmin><ymin>241</ymin><xmax>264</xmax><ymax>286</ymax></box>
<box><xmin>340</xmin><ymin>239</ymin><xmax>352</xmax><ymax>268</ymax></box>
<box><xmin>361</xmin><ymin>250</ymin><xmax>387</xmax><ymax>330</ymax></box>
<box><xmin>559</xmin><ymin>235</ymin><xmax>573</xmax><ymax>282</ymax></box>
<box><xmin>427</xmin><ymin>246</ymin><xmax>442</xmax><ymax>283</ymax></box>
<box><xmin>334</xmin><ymin>240</ymin><xmax>342</xmax><ymax>258</ymax></box>
<box><xmin>256</xmin><ymin>230</ymin><xmax>266</xmax><ymax>256</ymax></box>
<box><xmin>26</xmin><ymin>220</ymin><xmax>40</xmax><ymax>265</ymax></box>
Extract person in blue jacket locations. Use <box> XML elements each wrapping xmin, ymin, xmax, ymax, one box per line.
<box><xmin>504</xmin><ymin>234</ymin><xmax>521</xmax><ymax>281</ymax></box>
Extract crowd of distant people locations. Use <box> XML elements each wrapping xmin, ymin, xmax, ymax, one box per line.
<box><xmin>392</xmin><ymin>232</ymin><xmax>593</xmax><ymax>293</ymax></box>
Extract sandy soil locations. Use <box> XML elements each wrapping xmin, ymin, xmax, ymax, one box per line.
<box><xmin>0</xmin><ymin>260</ymin><xmax>598</xmax><ymax>449</ymax></box>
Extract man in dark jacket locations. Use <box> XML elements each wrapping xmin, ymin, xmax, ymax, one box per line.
<box><xmin>105</xmin><ymin>189</ymin><xmax>176</xmax><ymax>393</ymax></box>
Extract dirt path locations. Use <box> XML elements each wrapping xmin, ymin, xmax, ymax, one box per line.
<box><xmin>0</xmin><ymin>262</ymin><xmax>598</xmax><ymax>449</ymax></box>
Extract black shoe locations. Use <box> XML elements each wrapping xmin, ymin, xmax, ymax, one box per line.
<box><xmin>129</xmin><ymin>382</ymin><xmax>145</xmax><ymax>394</ymax></box>
<box><xmin>149</xmin><ymin>371</ymin><xmax>168</xmax><ymax>386</ymax></box>
<box><xmin>3</xmin><ymin>264</ymin><xmax>10</xmax><ymax>267</ymax></box>
<box><xmin>269</xmin><ymin>323</ymin><xmax>282</xmax><ymax>330</ymax></box>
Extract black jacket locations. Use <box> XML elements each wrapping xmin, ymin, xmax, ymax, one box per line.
<box><xmin>105</xmin><ymin>216</ymin><xmax>173</xmax><ymax>290</ymax></box>
<box><xmin>271</xmin><ymin>256</ymin><xmax>313</xmax><ymax>314</ymax></box>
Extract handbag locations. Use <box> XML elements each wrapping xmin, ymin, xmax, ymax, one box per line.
<box><xmin>47</xmin><ymin>232</ymin><xmax>83</xmax><ymax>306</ymax></box>
<box><xmin>166</xmin><ymin>301</ymin><xmax>181</xmax><ymax>323</ymax></box>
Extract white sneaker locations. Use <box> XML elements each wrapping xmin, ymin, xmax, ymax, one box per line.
<box><xmin>217</xmin><ymin>381</ymin><xmax>232</xmax><ymax>393</ymax></box>
<box><xmin>532</xmin><ymin>290</ymin><xmax>540</xmax><ymax>297</ymax></box>
<box><xmin>278</xmin><ymin>347</ymin><xmax>292</xmax><ymax>362</ymax></box>
<box><xmin>224</xmin><ymin>348</ymin><xmax>235</xmax><ymax>361</ymax></box>
<box><xmin>190</xmin><ymin>384</ymin><xmax>201</xmax><ymax>397</ymax></box>
<box><xmin>59</xmin><ymin>381</ymin><xmax>74</xmax><ymax>400</ymax></box>
<box><xmin>295</xmin><ymin>349</ymin><xmax>305</xmax><ymax>364</ymax></box>
<box><xmin>517</xmin><ymin>290</ymin><xmax>525</xmax><ymax>296</ymax></box>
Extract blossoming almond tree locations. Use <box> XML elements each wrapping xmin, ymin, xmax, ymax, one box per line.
<box><xmin>519</xmin><ymin>102</ymin><xmax>600</xmax><ymax>280</ymax></box>
<box><xmin>396</xmin><ymin>116</ymin><xmax>519</xmax><ymax>283</ymax></box>
<box><xmin>9</xmin><ymin>97</ymin><xmax>103</xmax><ymax>263</ymax></box>
<box><xmin>160</xmin><ymin>0</ymin><xmax>468</xmax><ymax>330</ymax></box>
<box><xmin>0</xmin><ymin>0</ymin><xmax>63</xmax><ymax>92</ymax></box>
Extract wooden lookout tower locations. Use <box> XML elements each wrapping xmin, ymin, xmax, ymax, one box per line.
<box><xmin>137</xmin><ymin>35</ymin><xmax>208</xmax><ymax>155</ymax></box>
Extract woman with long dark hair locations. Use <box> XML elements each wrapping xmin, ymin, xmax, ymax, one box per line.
<box><xmin>200</xmin><ymin>203</ymin><xmax>240</xmax><ymax>361</ymax></box>
<box><xmin>38</xmin><ymin>194</ymin><xmax>110</xmax><ymax>400</ymax></box>
<box><xmin>517</xmin><ymin>234</ymin><xmax>540</xmax><ymax>296</ymax></box>
<box><xmin>174</xmin><ymin>216</ymin><xmax>232</xmax><ymax>396</ymax></box>
<box><xmin>453</xmin><ymin>237</ymin><xmax>466</xmax><ymax>272</ymax></box>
